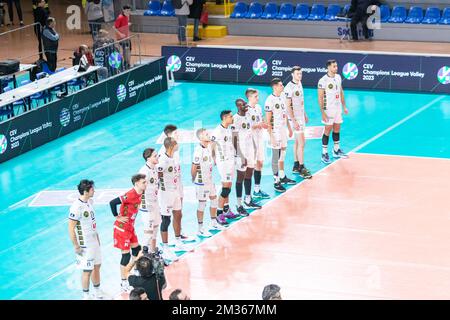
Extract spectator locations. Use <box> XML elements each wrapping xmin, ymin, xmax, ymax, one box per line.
<box><xmin>129</xmin><ymin>287</ymin><xmax>149</xmax><ymax>300</ymax></box>
<box><xmin>349</xmin><ymin>0</ymin><xmax>382</xmax><ymax>41</ymax></box>
<box><xmin>73</xmin><ymin>45</ymin><xmax>94</xmax><ymax>69</ymax></box>
<box><xmin>175</xmin><ymin>0</ymin><xmax>193</xmax><ymax>45</ymax></box>
<box><xmin>169</xmin><ymin>289</ymin><xmax>190</xmax><ymax>300</ymax></box>
<box><xmin>0</xmin><ymin>2</ymin><xmax>5</xmax><ymax>27</ymax></box>
<box><xmin>262</xmin><ymin>284</ymin><xmax>282</xmax><ymax>300</ymax></box>
<box><xmin>113</xmin><ymin>4</ymin><xmax>132</xmax><ymax>70</ymax></box>
<box><xmin>93</xmin><ymin>29</ymin><xmax>115</xmax><ymax>78</ymax></box>
<box><xmin>33</xmin><ymin>0</ymin><xmax>49</xmax><ymax>60</ymax></box>
<box><xmin>188</xmin><ymin>0</ymin><xmax>205</xmax><ymax>42</ymax></box>
<box><xmin>127</xmin><ymin>255</ymin><xmax>166</xmax><ymax>300</ymax></box>
<box><xmin>5</xmin><ymin>0</ymin><xmax>23</xmax><ymax>26</ymax></box>
<box><xmin>42</xmin><ymin>17</ymin><xmax>59</xmax><ymax>72</ymax></box>
<box><xmin>85</xmin><ymin>0</ymin><xmax>104</xmax><ymax>40</ymax></box>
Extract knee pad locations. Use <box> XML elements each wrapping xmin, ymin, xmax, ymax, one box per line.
<box><xmin>198</xmin><ymin>201</ymin><xmax>207</xmax><ymax>211</ymax></box>
<box><xmin>120</xmin><ymin>253</ymin><xmax>131</xmax><ymax>267</ymax></box>
<box><xmin>280</xmin><ymin>149</ymin><xmax>286</xmax><ymax>162</ymax></box>
<box><xmin>210</xmin><ymin>197</ymin><xmax>218</xmax><ymax>209</ymax></box>
<box><xmin>332</xmin><ymin>131</ymin><xmax>340</xmax><ymax>141</ymax></box>
<box><xmin>131</xmin><ymin>245</ymin><xmax>141</xmax><ymax>257</ymax></box>
<box><xmin>220</xmin><ymin>187</ymin><xmax>231</xmax><ymax>198</ymax></box>
<box><xmin>160</xmin><ymin>215</ymin><xmax>171</xmax><ymax>232</ymax></box>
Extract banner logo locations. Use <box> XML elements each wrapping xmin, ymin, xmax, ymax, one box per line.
<box><xmin>0</xmin><ymin>134</ymin><xmax>7</xmax><ymax>154</ymax></box>
<box><xmin>252</xmin><ymin>59</ymin><xmax>268</xmax><ymax>76</ymax></box>
<box><xmin>60</xmin><ymin>108</ymin><xmax>71</xmax><ymax>127</ymax></box>
<box><xmin>109</xmin><ymin>51</ymin><xmax>122</xmax><ymax>69</ymax></box>
<box><xmin>167</xmin><ymin>55</ymin><xmax>182</xmax><ymax>72</ymax></box>
<box><xmin>437</xmin><ymin>66</ymin><xmax>450</xmax><ymax>84</ymax></box>
<box><xmin>342</xmin><ymin>62</ymin><xmax>359</xmax><ymax>80</ymax></box>
<box><xmin>117</xmin><ymin>84</ymin><xmax>127</xmax><ymax>102</ymax></box>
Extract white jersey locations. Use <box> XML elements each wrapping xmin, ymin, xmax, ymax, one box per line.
<box><xmin>69</xmin><ymin>199</ymin><xmax>98</xmax><ymax>248</ymax></box>
<box><xmin>284</xmin><ymin>80</ymin><xmax>305</xmax><ymax>119</ymax></box>
<box><xmin>158</xmin><ymin>145</ymin><xmax>181</xmax><ymax>181</ymax></box>
<box><xmin>231</xmin><ymin>113</ymin><xmax>253</xmax><ymax>157</ymax></box>
<box><xmin>264</xmin><ymin>94</ymin><xmax>288</xmax><ymax>131</ymax></box>
<box><xmin>247</xmin><ymin>104</ymin><xmax>264</xmax><ymax>137</ymax></box>
<box><xmin>157</xmin><ymin>152</ymin><xmax>179</xmax><ymax>192</ymax></box>
<box><xmin>192</xmin><ymin>144</ymin><xmax>214</xmax><ymax>185</ymax></box>
<box><xmin>318</xmin><ymin>74</ymin><xmax>342</xmax><ymax>110</ymax></box>
<box><xmin>211</xmin><ymin>124</ymin><xmax>235</xmax><ymax>163</ymax></box>
<box><xmin>139</xmin><ymin>164</ymin><xmax>158</xmax><ymax>208</ymax></box>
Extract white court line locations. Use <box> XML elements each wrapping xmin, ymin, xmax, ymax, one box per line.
<box><xmin>351</xmin><ymin>95</ymin><xmax>446</xmax><ymax>153</ymax></box>
<box><xmin>355</xmin><ymin>152</ymin><xmax>450</xmax><ymax>161</ymax></box>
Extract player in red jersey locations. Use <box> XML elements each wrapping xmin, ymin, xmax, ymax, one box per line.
<box><xmin>109</xmin><ymin>173</ymin><xmax>147</xmax><ymax>293</ymax></box>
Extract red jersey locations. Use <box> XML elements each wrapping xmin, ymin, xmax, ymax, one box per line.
<box><xmin>114</xmin><ymin>14</ymin><xmax>129</xmax><ymax>40</ymax></box>
<box><xmin>114</xmin><ymin>188</ymin><xmax>142</xmax><ymax>232</ymax></box>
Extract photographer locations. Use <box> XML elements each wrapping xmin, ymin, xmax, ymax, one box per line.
<box><xmin>127</xmin><ymin>246</ymin><xmax>166</xmax><ymax>300</ymax></box>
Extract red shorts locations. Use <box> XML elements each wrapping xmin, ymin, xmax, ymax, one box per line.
<box><xmin>113</xmin><ymin>227</ymin><xmax>139</xmax><ymax>251</ymax></box>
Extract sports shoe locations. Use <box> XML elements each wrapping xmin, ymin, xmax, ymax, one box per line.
<box><xmin>243</xmin><ymin>199</ymin><xmax>262</xmax><ymax>209</ymax></box>
<box><xmin>292</xmin><ymin>165</ymin><xmax>300</xmax><ymax>174</ymax></box>
<box><xmin>120</xmin><ymin>282</ymin><xmax>132</xmax><ymax>293</ymax></box>
<box><xmin>280</xmin><ymin>176</ymin><xmax>296</xmax><ymax>185</ymax></box>
<box><xmin>236</xmin><ymin>205</ymin><xmax>249</xmax><ymax>217</ymax></box>
<box><xmin>180</xmin><ymin>233</ymin><xmax>196</xmax><ymax>242</ymax></box>
<box><xmin>321</xmin><ymin>153</ymin><xmax>331</xmax><ymax>164</ymax></box>
<box><xmin>216</xmin><ymin>214</ymin><xmax>229</xmax><ymax>225</ymax></box>
<box><xmin>174</xmin><ymin>240</ymin><xmax>193</xmax><ymax>252</ymax></box>
<box><xmin>82</xmin><ymin>292</ymin><xmax>92</xmax><ymax>300</ymax></box>
<box><xmin>253</xmin><ymin>190</ymin><xmax>270</xmax><ymax>199</ymax></box>
<box><xmin>209</xmin><ymin>222</ymin><xmax>226</xmax><ymax>231</ymax></box>
<box><xmin>162</xmin><ymin>246</ymin><xmax>179</xmax><ymax>261</ymax></box>
<box><xmin>197</xmin><ymin>227</ymin><xmax>213</xmax><ymax>238</ymax></box>
<box><xmin>224</xmin><ymin>209</ymin><xmax>239</xmax><ymax>219</ymax></box>
<box><xmin>274</xmin><ymin>182</ymin><xmax>286</xmax><ymax>193</ymax></box>
<box><xmin>93</xmin><ymin>288</ymin><xmax>105</xmax><ymax>300</ymax></box>
<box><xmin>299</xmin><ymin>167</ymin><xmax>312</xmax><ymax>179</ymax></box>
<box><xmin>332</xmin><ymin>149</ymin><xmax>349</xmax><ymax>159</ymax></box>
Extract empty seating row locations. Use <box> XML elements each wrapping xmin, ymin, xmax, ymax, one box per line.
<box><xmin>230</xmin><ymin>2</ymin><xmax>450</xmax><ymax>25</ymax></box>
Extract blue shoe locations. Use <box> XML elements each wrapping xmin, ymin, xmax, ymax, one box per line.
<box><xmin>253</xmin><ymin>190</ymin><xmax>270</xmax><ymax>199</ymax></box>
<box><xmin>321</xmin><ymin>153</ymin><xmax>331</xmax><ymax>164</ymax></box>
<box><xmin>332</xmin><ymin>149</ymin><xmax>349</xmax><ymax>159</ymax></box>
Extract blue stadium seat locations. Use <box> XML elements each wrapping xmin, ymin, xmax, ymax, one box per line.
<box><xmin>276</xmin><ymin>3</ymin><xmax>294</xmax><ymax>20</ymax></box>
<box><xmin>380</xmin><ymin>4</ymin><xmax>390</xmax><ymax>22</ymax></box>
<box><xmin>439</xmin><ymin>7</ymin><xmax>450</xmax><ymax>25</ymax></box>
<box><xmin>307</xmin><ymin>4</ymin><xmax>325</xmax><ymax>20</ymax></box>
<box><xmin>230</xmin><ymin>2</ymin><xmax>248</xmax><ymax>19</ymax></box>
<box><xmin>323</xmin><ymin>4</ymin><xmax>341</xmax><ymax>21</ymax></box>
<box><xmin>160</xmin><ymin>1</ymin><xmax>174</xmax><ymax>16</ymax></box>
<box><xmin>292</xmin><ymin>4</ymin><xmax>309</xmax><ymax>20</ymax></box>
<box><xmin>261</xmin><ymin>3</ymin><xmax>278</xmax><ymax>19</ymax></box>
<box><xmin>405</xmin><ymin>6</ymin><xmax>423</xmax><ymax>23</ymax></box>
<box><xmin>245</xmin><ymin>2</ymin><xmax>263</xmax><ymax>19</ymax></box>
<box><xmin>342</xmin><ymin>4</ymin><xmax>350</xmax><ymax>16</ymax></box>
<box><xmin>388</xmin><ymin>6</ymin><xmax>407</xmax><ymax>23</ymax></box>
<box><xmin>144</xmin><ymin>0</ymin><xmax>161</xmax><ymax>16</ymax></box>
<box><xmin>422</xmin><ymin>7</ymin><xmax>440</xmax><ymax>24</ymax></box>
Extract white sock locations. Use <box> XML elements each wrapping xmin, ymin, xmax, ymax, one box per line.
<box><xmin>245</xmin><ymin>195</ymin><xmax>251</xmax><ymax>203</ymax></box>
<box><xmin>211</xmin><ymin>218</ymin><xmax>217</xmax><ymax>226</ymax></box>
<box><xmin>254</xmin><ymin>184</ymin><xmax>260</xmax><ymax>193</ymax></box>
<box><xmin>279</xmin><ymin>170</ymin><xmax>285</xmax><ymax>179</ymax></box>
<box><xmin>237</xmin><ymin>197</ymin><xmax>242</xmax><ymax>206</ymax></box>
<box><xmin>83</xmin><ymin>290</ymin><xmax>90</xmax><ymax>298</ymax></box>
<box><xmin>334</xmin><ymin>141</ymin><xmax>340</xmax><ymax>152</ymax></box>
<box><xmin>198</xmin><ymin>222</ymin><xmax>203</xmax><ymax>231</ymax></box>
<box><xmin>322</xmin><ymin>145</ymin><xmax>328</xmax><ymax>154</ymax></box>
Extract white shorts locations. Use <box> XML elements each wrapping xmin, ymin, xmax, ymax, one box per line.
<box><xmin>139</xmin><ymin>202</ymin><xmax>162</xmax><ymax>229</ymax></box>
<box><xmin>253</xmin><ymin>133</ymin><xmax>265</xmax><ymax>162</ymax></box>
<box><xmin>235</xmin><ymin>155</ymin><xmax>247</xmax><ymax>172</ymax></box>
<box><xmin>321</xmin><ymin>108</ymin><xmax>343</xmax><ymax>126</ymax></box>
<box><xmin>291</xmin><ymin>115</ymin><xmax>306</xmax><ymax>134</ymax></box>
<box><xmin>270</xmin><ymin>128</ymin><xmax>288</xmax><ymax>149</ymax></box>
<box><xmin>158</xmin><ymin>190</ymin><xmax>182</xmax><ymax>216</ymax></box>
<box><xmin>76</xmin><ymin>242</ymin><xmax>101</xmax><ymax>271</ymax></box>
<box><xmin>195</xmin><ymin>183</ymin><xmax>217</xmax><ymax>201</ymax></box>
<box><xmin>216</xmin><ymin>160</ymin><xmax>235</xmax><ymax>183</ymax></box>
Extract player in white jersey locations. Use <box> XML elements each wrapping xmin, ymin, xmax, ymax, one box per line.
<box><xmin>284</xmin><ymin>66</ymin><xmax>312</xmax><ymax>179</ymax></box>
<box><xmin>265</xmin><ymin>78</ymin><xmax>295</xmax><ymax>193</ymax></box>
<box><xmin>318</xmin><ymin>59</ymin><xmax>349</xmax><ymax>164</ymax></box>
<box><xmin>68</xmin><ymin>179</ymin><xmax>103</xmax><ymax>300</ymax></box>
<box><xmin>245</xmin><ymin>88</ymin><xmax>270</xmax><ymax>200</ymax></box>
<box><xmin>191</xmin><ymin>128</ymin><xmax>226</xmax><ymax>237</ymax></box>
<box><xmin>158</xmin><ymin>125</ymin><xmax>195</xmax><ymax>245</ymax></box>
<box><xmin>231</xmin><ymin>98</ymin><xmax>262</xmax><ymax>216</ymax></box>
<box><xmin>139</xmin><ymin>148</ymin><xmax>161</xmax><ymax>254</ymax></box>
<box><xmin>211</xmin><ymin>110</ymin><xmax>240</xmax><ymax>223</ymax></box>
<box><xmin>158</xmin><ymin>137</ymin><xmax>191</xmax><ymax>261</ymax></box>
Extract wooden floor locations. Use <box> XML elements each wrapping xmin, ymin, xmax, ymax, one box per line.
<box><xmin>162</xmin><ymin>153</ymin><xmax>450</xmax><ymax>300</ymax></box>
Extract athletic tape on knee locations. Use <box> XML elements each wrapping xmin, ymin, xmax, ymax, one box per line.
<box><xmin>210</xmin><ymin>197</ymin><xmax>218</xmax><ymax>209</ymax></box>
<box><xmin>120</xmin><ymin>253</ymin><xmax>131</xmax><ymax>266</ymax></box>
<box><xmin>160</xmin><ymin>215</ymin><xmax>171</xmax><ymax>232</ymax></box>
<box><xmin>198</xmin><ymin>201</ymin><xmax>207</xmax><ymax>211</ymax></box>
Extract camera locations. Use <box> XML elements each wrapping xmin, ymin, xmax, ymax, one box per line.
<box><xmin>141</xmin><ymin>246</ymin><xmax>167</xmax><ymax>288</ymax></box>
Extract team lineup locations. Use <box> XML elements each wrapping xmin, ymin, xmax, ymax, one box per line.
<box><xmin>67</xmin><ymin>59</ymin><xmax>349</xmax><ymax>299</ymax></box>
